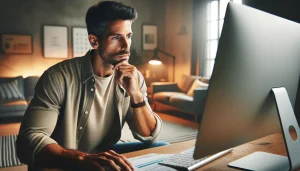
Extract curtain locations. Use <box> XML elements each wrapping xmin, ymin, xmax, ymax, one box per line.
<box><xmin>191</xmin><ymin>0</ymin><xmax>213</xmax><ymax>76</ymax></box>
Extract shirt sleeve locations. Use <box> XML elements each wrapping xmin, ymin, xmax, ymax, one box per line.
<box><xmin>16</xmin><ymin>70</ymin><xmax>64</xmax><ymax>166</ymax></box>
<box><xmin>125</xmin><ymin>71</ymin><xmax>163</xmax><ymax>144</ymax></box>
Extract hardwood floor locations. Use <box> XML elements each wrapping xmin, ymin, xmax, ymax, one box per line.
<box><xmin>157</xmin><ymin>113</ymin><xmax>199</xmax><ymax>129</ymax></box>
<box><xmin>0</xmin><ymin>122</ymin><xmax>20</xmax><ymax>136</ymax></box>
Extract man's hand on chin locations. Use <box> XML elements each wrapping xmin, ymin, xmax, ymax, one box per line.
<box><xmin>113</xmin><ymin>61</ymin><xmax>143</xmax><ymax>103</ymax></box>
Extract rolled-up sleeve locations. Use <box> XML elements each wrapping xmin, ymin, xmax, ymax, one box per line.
<box><xmin>126</xmin><ymin>72</ymin><xmax>162</xmax><ymax>144</ymax></box>
<box><xmin>16</xmin><ymin>71</ymin><xmax>63</xmax><ymax>166</ymax></box>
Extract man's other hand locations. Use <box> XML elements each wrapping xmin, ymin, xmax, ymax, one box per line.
<box><xmin>63</xmin><ymin>149</ymin><xmax>134</xmax><ymax>171</ymax></box>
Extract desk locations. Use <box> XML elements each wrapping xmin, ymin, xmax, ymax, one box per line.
<box><xmin>124</xmin><ymin>133</ymin><xmax>288</xmax><ymax>170</ymax></box>
<box><xmin>0</xmin><ymin>133</ymin><xmax>291</xmax><ymax>171</ymax></box>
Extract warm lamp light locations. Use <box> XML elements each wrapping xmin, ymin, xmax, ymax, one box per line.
<box><xmin>148</xmin><ymin>60</ymin><xmax>162</xmax><ymax>65</ymax></box>
<box><xmin>148</xmin><ymin>48</ymin><xmax>175</xmax><ymax>81</ymax></box>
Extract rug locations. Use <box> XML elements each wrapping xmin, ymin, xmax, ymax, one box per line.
<box><xmin>120</xmin><ymin>119</ymin><xmax>198</xmax><ymax>144</ymax></box>
<box><xmin>0</xmin><ymin>135</ymin><xmax>23</xmax><ymax>168</ymax></box>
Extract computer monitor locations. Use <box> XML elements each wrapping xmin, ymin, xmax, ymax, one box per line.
<box><xmin>193</xmin><ymin>2</ymin><xmax>300</xmax><ymax>170</ymax></box>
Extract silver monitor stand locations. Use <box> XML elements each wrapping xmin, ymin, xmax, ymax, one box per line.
<box><xmin>228</xmin><ymin>87</ymin><xmax>300</xmax><ymax>171</ymax></box>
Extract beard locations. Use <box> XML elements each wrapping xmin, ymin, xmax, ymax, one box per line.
<box><xmin>98</xmin><ymin>48</ymin><xmax>130</xmax><ymax>66</ymax></box>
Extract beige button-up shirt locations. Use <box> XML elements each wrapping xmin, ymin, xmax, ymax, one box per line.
<box><xmin>16</xmin><ymin>50</ymin><xmax>162</xmax><ymax>166</ymax></box>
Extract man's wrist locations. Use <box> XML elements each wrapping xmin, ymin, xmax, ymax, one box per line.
<box><xmin>130</xmin><ymin>91</ymin><xmax>143</xmax><ymax>103</ymax></box>
<box><xmin>60</xmin><ymin>149</ymin><xmax>88</xmax><ymax>169</ymax></box>
<box><xmin>131</xmin><ymin>100</ymin><xmax>146</xmax><ymax>108</ymax></box>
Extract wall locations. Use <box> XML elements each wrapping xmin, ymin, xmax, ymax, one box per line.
<box><xmin>0</xmin><ymin>0</ymin><xmax>166</xmax><ymax>77</ymax></box>
<box><xmin>164</xmin><ymin>0</ymin><xmax>193</xmax><ymax>82</ymax></box>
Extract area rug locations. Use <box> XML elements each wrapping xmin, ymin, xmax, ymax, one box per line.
<box><xmin>120</xmin><ymin>119</ymin><xmax>198</xmax><ymax>144</ymax></box>
<box><xmin>0</xmin><ymin>135</ymin><xmax>23</xmax><ymax>168</ymax></box>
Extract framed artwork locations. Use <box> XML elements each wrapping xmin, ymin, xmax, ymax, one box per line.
<box><xmin>142</xmin><ymin>25</ymin><xmax>157</xmax><ymax>50</ymax></box>
<box><xmin>72</xmin><ymin>27</ymin><xmax>91</xmax><ymax>57</ymax></box>
<box><xmin>1</xmin><ymin>34</ymin><xmax>33</xmax><ymax>54</ymax></box>
<box><xmin>43</xmin><ymin>25</ymin><xmax>68</xmax><ymax>58</ymax></box>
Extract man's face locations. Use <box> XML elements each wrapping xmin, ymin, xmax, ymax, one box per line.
<box><xmin>98</xmin><ymin>20</ymin><xmax>133</xmax><ymax>66</ymax></box>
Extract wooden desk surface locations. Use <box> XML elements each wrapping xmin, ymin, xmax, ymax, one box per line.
<box><xmin>123</xmin><ymin>133</ymin><xmax>288</xmax><ymax>170</ymax></box>
<box><xmin>0</xmin><ymin>133</ymin><xmax>290</xmax><ymax>171</ymax></box>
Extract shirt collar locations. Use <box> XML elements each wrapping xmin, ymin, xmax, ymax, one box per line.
<box><xmin>81</xmin><ymin>49</ymin><xmax>95</xmax><ymax>84</ymax></box>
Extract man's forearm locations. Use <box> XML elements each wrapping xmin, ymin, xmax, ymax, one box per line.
<box><xmin>132</xmin><ymin>105</ymin><xmax>157</xmax><ymax>136</ymax></box>
<box><xmin>130</xmin><ymin>91</ymin><xmax>157</xmax><ymax>136</ymax></box>
<box><xmin>35</xmin><ymin>143</ymin><xmax>87</xmax><ymax>169</ymax></box>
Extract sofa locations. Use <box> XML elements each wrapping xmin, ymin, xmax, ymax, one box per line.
<box><xmin>151</xmin><ymin>75</ymin><xmax>209</xmax><ymax>122</ymax></box>
<box><xmin>0</xmin><ymin>76</ymin><xmax>39</xmax><ymax>123</ymax></box>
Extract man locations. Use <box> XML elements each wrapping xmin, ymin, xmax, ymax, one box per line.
<box><xmin>16</xmin><ymin>1</ymin><xmax>166</xmax><ymax>171</ymax></box>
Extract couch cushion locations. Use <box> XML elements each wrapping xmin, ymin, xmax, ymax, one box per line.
<box><xmin>200</xmin><ymin>77</ymin><xmax>210</xmax><ymax>84</ymax></box>
<box><xmin>0</xmin><ymin>79</ymin><xmax>25</xmax><ymax>104</ymax></box>
<box><xmin>178</xmin><ymin>75</ymin><xmax>202</xmax><ymax>93</ymax></box>
<box><xmin>0</xmin><ymin>103</ymin><xmax>28</xmax><ymax>112</ymax></box>
<box><xmin>0</xmin><ymin>76</ymin><xmax>24</xmax><ymax>95</ymax></box>
<box><xmin>169</xmin><ymin>94</ymin><xmax>194</xmax><ymax>113</ymax></box>
<box><xmin>153</xmin><ymin>92</ymin><xmax>186</xmax><ymax>104</ymax></box>
<box><xmin>187</xmin><ymin>80</ymin><xmax>209</xmax><ymax>97</ymax></box>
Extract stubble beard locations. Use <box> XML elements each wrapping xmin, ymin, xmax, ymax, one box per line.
<box><xmin>98</xmin><ymin>49</ymin><xmax>119</xmax><ymax>66</ymax></box>
<box><xmin>98</xmin><ymin>48</ymin><xmax>130</xmax><ymax>66</ymax></box>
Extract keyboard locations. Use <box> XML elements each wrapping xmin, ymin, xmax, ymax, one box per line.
<box><xmin>159</xmin><ymin>147</ymin><xmax>233</xmax><ymax>171</ymax></box>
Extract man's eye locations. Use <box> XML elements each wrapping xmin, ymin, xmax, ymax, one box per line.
<box><xmin>112</xmin><ymin>36</ymin><xmax>119</xmax><ymax>40</ymax></box>
<box><xmin>127</xmin><ymin>35</ymin><xmax>132</xmax><ymax>39</ymax></box>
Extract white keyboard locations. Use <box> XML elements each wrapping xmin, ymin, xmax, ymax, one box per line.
<box><xmin>159</xmin><ymin>147</ymin><xmax>233</xmax><ymax>171</ymax></box>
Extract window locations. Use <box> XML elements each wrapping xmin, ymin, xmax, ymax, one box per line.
<box><xmin>204</xmin><ymin>0</ymin><xmax>242</xmax><ymax>77</ymax></box>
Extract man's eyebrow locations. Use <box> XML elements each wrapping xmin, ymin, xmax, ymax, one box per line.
<box><xmin>107</xmin><ymin>32</ymin><xmax>133</xmax><ymax>36</ymax></box>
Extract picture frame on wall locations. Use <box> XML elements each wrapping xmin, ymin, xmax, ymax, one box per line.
<box><xmin>142</xmin><ymin>25</ymin><xmax>157</xmax><ymax>50</ymax></box>
<box><xmin>1</xmin><ymin>34</ymin><xmax>33</xmax><ymax>54</ymax></box>
<box><xmin>43</xmin><ymin>25</ymin><xmax>68</xmax><ymax>58</ymax></box>
<box><xmin>72</xmin><ymin>27</ymin><xmax>92</xmax><ymax>57</ymax></box>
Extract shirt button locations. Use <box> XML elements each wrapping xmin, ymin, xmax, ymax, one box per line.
<box><xmin>79</xmin><ymin>126</ymin><xmax>83</xmax><ymax>130</ymax></box>
<box><xmin>91</xmin><ymin>88</ymin><xmax>94</xmax><ymax>91</ymax></box>
<box><xmin>76</xmin><ymin>140</ymin><xmax>78</xmax><ymax>143</ymax></box>
<box><xmin>92</xmin><ymin>79</ymin><xmax>94</xmax><ymax>82</ymax></box>
<box><xmin>84</xmin><ymin>111</ymin><xmax>88</xmax><ymax>114</ymax></box>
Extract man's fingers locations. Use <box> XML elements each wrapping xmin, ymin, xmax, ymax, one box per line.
<box><xmin>112</xmin><ymin>60</ymin><xmax>128</xmax><ymax>70</ymax></box>
<box><xmin>82</xmin><ymin>155</ymin><xmax>106</xmax><ymax>171</ymax></box>
<box><xmin>116</xmin><ymin>68</ymin><xmax>135</xmax><ymax>85</ymax></box>
<box><xmin>85</xmin><ymin>151</ymin><xmax>134</xmax><ymax>171</ymax></box>
<box><xmin>104</xmin><ymin>153</ymin><xmax>132</xmax><ymax>171</ymax></box>
<box><xmin>118</xmin><ymin>65</ymin><xmax>135</xmax><ymax>70</ymax></box>
<box><xmin>108</xmin><ymin>150</ymin><xmax>135</xmax><ymax>170</ymax></box>
<box><xmin>96</xmin><ymin>158</ymin><xmax>120</xmax><ymax>171</ymax></box>
<box><xmin>118</xmin><ymin>69</ymin><xmax>135</xmax><ymax>79</ymax></box>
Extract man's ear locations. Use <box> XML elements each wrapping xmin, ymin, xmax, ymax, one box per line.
<box><xmin>88</xmin><ymin>34</ymin><xmax>98</xmax><ymax>49</ymax></box>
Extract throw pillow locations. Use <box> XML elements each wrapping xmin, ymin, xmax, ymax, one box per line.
<box><xmin>187</xmin><ymin>80</ymin><xmax>209</xmax><ymax>97</ymax></box>
<box><xmin>178</xmin><ymin>75</ymin><xmax>200</xmax><ymax>93</ymax></box>
<box><xmin>0</xmin><ymin>79</ymin><xmax>25</xmax><ymax>104</ymax></box>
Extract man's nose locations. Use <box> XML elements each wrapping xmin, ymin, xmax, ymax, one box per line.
<box><xmin>121</xmin><ymin>37</ymin><xmax>130</xmax><ymax>49</ymax></box>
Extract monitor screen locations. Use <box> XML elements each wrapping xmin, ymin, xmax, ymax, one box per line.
<box><xmin>194</xmin><ymin>2</ymin><xmax>300</xmax><ymax>159</ymax></box>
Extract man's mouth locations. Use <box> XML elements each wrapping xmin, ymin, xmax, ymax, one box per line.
<box><xmin>116</xmin><ymin>54</ymin><xmax>130</xmax><ymax>60</ymax></box>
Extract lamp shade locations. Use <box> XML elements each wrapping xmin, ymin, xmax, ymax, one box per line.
<box><xmin>149</xmin><ymin>48</ymin><xmax>162</xmax><ymax>65</ymax></box>
<box><xmin>148</xmin><ymin>48</ymin><xmax>176</xmax><ymax>81</ymax></box>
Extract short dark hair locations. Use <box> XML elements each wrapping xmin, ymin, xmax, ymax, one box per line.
<box><xmin>85</xmin><ymin>1</ymin><xmax>138</xmax><ymax>38</ymax></box>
